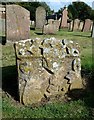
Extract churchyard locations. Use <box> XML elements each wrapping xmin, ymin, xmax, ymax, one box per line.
<box><xmin>0</xmin><ymin>3</ymin><xmax>94</xmax><ymax>119</ymax></box>
<box><xmin>2</xmin><ymin>29</ymin><xmax>94</xmax><ymax>118</ymax></box>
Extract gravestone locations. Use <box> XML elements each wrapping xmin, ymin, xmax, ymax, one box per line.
<box><xmin>73</xmin><ymin>19</ymin><xmax>80</xmax><ymax>31</ymax></box>
<box><xmin>0</xmin><ymin>5</ymin><xmax>6</xmax><ymax>36</ymax></box>
<box><xmin>78</xmin><ymin>21</ymin><xmax>84</xmax><ymax>31</ymax></box>
<box><xmin>43</xmin><ymin>20</ymin><xmax>60</xmax><ymax>34</ymax></box>
<box><xmin>92</xmin><ymin>25</ymin><xmax>94</xmax><ymax>38</ymax></box>
<box><xmin>6</xmin><ymin>4</ymin><xmax>30</xmax><ymax>41</ymax></box>
<box><xmin>14</xmin><ymin>37</ymin><xmax>82</xmax><ymax>105</ymax></box>
<box><xmin>68</xmin><ymin>20</ymin><xmax>73</xmax><ymax>31</ymax></box>
<box><xmin>36</xmin><ymin>6</ymin><xmax>46</xmax><ymax>29</ymax></box>
<box><xmin>61</xmin><ymin>7</ymin><xmax>68</xmax><ymax>28</ymax></box>
<box><xmin>83</xmin><ymin>19</ymin><xmax>93</xmax><ymax>32</ymax></box>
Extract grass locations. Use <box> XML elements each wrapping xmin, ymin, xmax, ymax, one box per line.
<box><xmin>1</xmin><ymin>29</ymin><xmax>94</xmax><ymax>119</ymax></box>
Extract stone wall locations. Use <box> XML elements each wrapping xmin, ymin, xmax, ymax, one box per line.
<box><xmin>14</xmin><ymin>37</ymin><xmax>82</xmax><ymax>105</ymax></box>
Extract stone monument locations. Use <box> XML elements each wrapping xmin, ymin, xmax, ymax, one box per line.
<box><xmin>61</xmin><ymin>7</ymin><xmax>68</xmax><ymax>28</ymax></box>
<box><xmin>6</xmin><ymin>4</ymin><xmax>30</xmax><ymax>41</ymax></box>
<box><xmin>36</xmin><ymin>6</ymin><xmax>46</xmax><ymax>29</ymax></box>
<box><xmin>14</xmin><ymin>37</ymin><xmax>82</xmax><ymax>105</ymax></box>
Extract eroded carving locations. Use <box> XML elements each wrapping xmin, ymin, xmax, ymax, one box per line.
<box><xmin>14</xmin><ymin>37</ymin><xmax>82</xmax><ymax>105</ymax></box>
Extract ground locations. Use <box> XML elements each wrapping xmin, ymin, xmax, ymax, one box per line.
<box><xmin>1</xmin><ymin>29</ymin><xmax>94</xmax><ymax>119</ymax></box>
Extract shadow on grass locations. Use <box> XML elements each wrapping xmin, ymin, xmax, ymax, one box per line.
<box><xmin>30</xmin><ymin>27</ymin><xmax>35</xmax><ymax>30</ymax></box>
<box><xmin>73</xmin><ymin>34</ymin><xmax>91</xmax><ymax>38</ymax></box>
<box><xmin>0</xmin><ymin>36</ymin><xmax>6</xmax><ymax>45</ymax></box>
<box><xmin>35</xmin><ymin>32</ymin><xmax>43</xmax><ymax>35</ymax></box>
<box><xmin>2</xmin><ymin>65</ymin><xmax>20</xmax><ymax>101</ymax></box>
<box><xmin>67</xmin><ymin>67</ymin><xmax>94</xmax><ymax>110</ymax></box>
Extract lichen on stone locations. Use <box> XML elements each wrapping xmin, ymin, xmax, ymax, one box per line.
<box><xmin>14</xmin><ymin>38</ymin><xmax>82</xmax><ymax>105</ymax></box>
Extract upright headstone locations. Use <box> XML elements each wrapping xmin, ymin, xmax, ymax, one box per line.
<box><xmin>0</xmin><ymin>5</ymin><xmax>6</xmax><ymax>36</ymax></box>
<box><xmin>73</xmin><ymin>19</ymin><xmax>80</xmax><ymax>31</ymax></box>
<box><xmin>36</xmin><ymin>6</ymin><xmax>46</xmax><ymax>29</ymax></box>
<box><xmin>78</xmin><ymin>21</ymin><xmax>84</xmax><ymax>31</ymax></box>
<box><xmin>43</xmin><ymin>20</ymin><xmax>60</xmax><ymax>34</ymax></box>
<box><xmin>83</xmin><ymin>19</ymin><xmax>93</xmax><ymax>32</ymax></box>
<box><xmin>92</xmin><ymin>1</ymin><xmax>94</xmax><ymax>38</ymax></box>
<box><xmin>92</xmin><ymin>25</ymin><xmax>94</xmax><ymax>38</ymax></box>
<box><xmin>68</xmin><ymin>20</ymin><xmax>73</xmax><ymax>31</ymax></box>
<box><xmin>61</xmin><ymin>7</ymin><xmax>68</xmax><ymax>28</ymax></box>
<box><xmin>6</xmin><ymin>4</ymin><xmax>30</xmax><ymax>41</ymax></box>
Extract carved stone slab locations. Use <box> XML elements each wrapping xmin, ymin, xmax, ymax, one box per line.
<box><xmin>14</xmin><ymin>37</ymin><xmax>82</xmax><ymax>105</ymax></box>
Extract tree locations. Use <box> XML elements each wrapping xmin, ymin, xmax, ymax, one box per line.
<box><xmin>68</xmin><ymin>2</ymin><xmax>92</xmax><ymax>31</ymax></box>
<box><xmin>16</xmin><ymin>2</ymin><xmax>51</xmax><ymax>21</ymax></box>
<box><xmin>68</xmin><ymin>4</ymin><xmax>78</xmax><ymax>31</ymax></box>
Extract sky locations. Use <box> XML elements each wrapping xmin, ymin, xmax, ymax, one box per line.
<box><xmin>22</xmin><ymin>0</ymin><xmax>93</xmax><ymax>12</ymax></box>
<box><xmin>38</xmin><ymin>0</ymin><xmax>93</xmax><ymax>12</ymax></box>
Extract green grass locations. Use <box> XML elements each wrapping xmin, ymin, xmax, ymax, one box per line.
<box><xmin>2</xmin><ymin>92</ymin><xmax>91</xmax><ymax>119</ymax></box>
<box><xmin>1</xmin><ymin>29</ymin><xmax>94</xmax><ymax>119</ymax></box>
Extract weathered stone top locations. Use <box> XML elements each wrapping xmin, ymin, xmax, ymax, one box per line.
<box><xmin>15</xmin><ymin>37</ymin><xmax>80</xmax><ymax>58</ymax></box>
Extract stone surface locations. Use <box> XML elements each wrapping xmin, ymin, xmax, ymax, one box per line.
<box><xmin>36</xmin><ymin>6</ymin><xmax>46</xmax><ymax>29</ymax></box>
<box><xmin>83</xmin><ymin>19</ymin><xmax>93</xmax><ymax>32</ymax></box>
<box><xmin>92</xmin><ymin>25</ymin><xmax>94</xmax><ymax>38</ymax></box>
<box><xmin>61</xmin><ymin>8</ymin><xmax>68</xmax><ymax>28</ymax></box>
<box><xmin>43</xmin><ymin>20</ymin><xmax>60</xmax><ymax>34</ymax></box>
<box><xmin>78</xmin><ymin>21</ymin><xmax>84</xmax><ymax>31</ymax></box>
<box><xmin>0</xmin><ymin>5</ymin><xmax>6</xmax><ymax>36</ymax></box>
<box><xmin>68</xmin><ymin>20</ymin><xmax>73</xmax><ymax>31</ymax></box>
<box><xmin>6</xmin><ymin>4</ymin><xmax>30</xmax><ymax>41</ymax></box>
<box><xmin>73</xmin><ymin>19</ymin><xmax>80</xmax><ymax>31</ymax></box>
<box><xmin>14</xmin><ymin>37</ymin><xmax>82</xmax><ymax>105</ymax></box>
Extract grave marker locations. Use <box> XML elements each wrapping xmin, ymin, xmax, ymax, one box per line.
<box><xmin>14</xmin><ymin>38</ymin><xmax>82</xmax><ymax>105</ymax></box>
<box><xmin>36</xmin><ymin>6</ymin><xmax>46</xmax><ymax>29</ymax></box>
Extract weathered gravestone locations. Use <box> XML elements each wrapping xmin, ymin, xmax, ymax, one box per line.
<box><xmin>61</xmin><ymin>7</ymin><xmax>68</xmax><ymax>28</ymax></box>
<box><xmin>73</xmin><ymin>19</ymin><xmax>80</xmax><ymax>31</ymax></box>
<box><xmin>14</xmin><ymin>37</ymin><xmax>82</xmax><ymax>105</ymax></box>
<box><xmin>36</xmin><ymin>6</ymin><xmax>46</xmax><ymax>29</ymax></box>
<box><xmin>92</xmin><ymin>25</ymin><xmax>94</xmax><ymax>38</ymax></box>
<box><xmin>68</xmin><ymin>20</ymin><xmax>73</xmax><ymax>31</ymax></box>
<box><xmin>6</xmin><ymin>4</ymin><xmax>30</xmax><ymax>41</ymax></box>
<box><xmin>78</xmin><ymin>21</ymin><xmax>84</xmax><ymax>31</ymax></box>
<box><xmin>83</xmin><ymin>19</ymin><xmax>93</xmax><ymax>32</ymax></box>
<box><xmin>0</xmin><ymin>4</ymin><xmax>6</xmax><ymax>36</ymax></box>
<box><xmin>43</xmin><ymin>20</ymin><xmax>60</xmax><ymax>34</ymax></box>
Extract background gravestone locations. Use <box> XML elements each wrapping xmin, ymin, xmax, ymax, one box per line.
<box><xmin>92</xmin><ymin>25</ymin><xmax>94</xmax><ymax>38</ymax></box>
<box><xmin>78</xmin><ymin>21</ymin><xmax>84</xmax><ymax>31</ymax></box>
<box><xmin>36</xmin><ymin>6</ymin><xmax>46</xmax><ymax>29</ymax></box>
<box><xmin>61</xmin><ymin>7</ymin><xmax>68</xmax><ymax>28</ymax></box>
<box><xmin>73</xmin><ymin>19</ymin><xmax>80</xmax><ymax>31</ymax></box>
<box><xmin>83</xmin><ymin>19</ymin><xmax>93</xmax><ymax>32</ymax></box>
<box><xmin>68</xmin><ymin>20</ymin><xmax>73</xmax><ymax>31</ymax></box>
<box><xmin>0</xmin><ymin>4</ymin><xmax>6</xmax><ymax>36</ymax></box>
<box><xmin>6</xmin><ymin>4</ymin><xmax>30</xmax><ymax>41</ymax></box>
<box><xmin>43</xmin><ymin>20</ymin><xmax>60</xmax><ymax>34</ymax></box>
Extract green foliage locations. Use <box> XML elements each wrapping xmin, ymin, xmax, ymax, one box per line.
<box><xmin>90</xmin><ymin>10</ymin><xmax>94</xmax><ymax>21</ymax></box>
<box><xmin>68</xmin><ymin>4</ymin><xmax>77</xmax><ymax>20</ymax></box>
<box><xmin>16</xmin><ymin>2</ymin><xmax>51</xmax><ymax>21</ymax></box>
<box><xmin>68</xmin><ymin>2</ymin><xmax>92</xmax><ymax>21</ymax></box>
<box><xmin>2</xmin><ymin>93</ymin><xmax>92</xmax><ymax>118</ymax></box>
